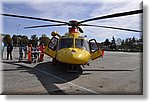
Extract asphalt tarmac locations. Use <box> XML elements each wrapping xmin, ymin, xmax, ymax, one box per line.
<box><xmin>1</xmin><ymin>47</ymin><xmax>143</xmax><ymax>95</ymax></box>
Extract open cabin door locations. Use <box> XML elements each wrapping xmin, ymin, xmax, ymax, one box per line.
<box><xmin>89</xmin><ymin>39</ymin><xmax>102</xmax><ymax>60</ymax></box>
<box><xmin>44</xmin><ymin>37</ymin><xmax>58</xmax><ymax>58</ymax></box>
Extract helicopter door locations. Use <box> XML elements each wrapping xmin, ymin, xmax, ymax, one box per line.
<box><xmin>89</xmin><ymin>39</ymin><xmax>102</xmax><ymax>60</ymax></box>
<box><xmin>44</xmin><ymin>37</ymin><xmax>58</xmax><ymax>58</ymax></box>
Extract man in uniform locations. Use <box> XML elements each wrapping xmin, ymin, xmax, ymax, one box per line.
<box><xmin>7</xmin><ymin>43</ymin><xmax>13</xmax><ymax>60</ymax></box>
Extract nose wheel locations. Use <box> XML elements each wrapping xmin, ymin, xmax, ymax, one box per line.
<box><xmin>67</xmin><ymin>65</ymin><xmax>77</xmax><ymax>73</ymax></box>
<box><xmin>67</xmin><ymin>65</ymin><xmax>79</xmax><ymax>73</ymax></box>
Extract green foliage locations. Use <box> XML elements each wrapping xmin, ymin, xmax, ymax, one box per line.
<box><xmin>30</xmin><ymin>34</ymin><xmax>38</xmax><ymax>47</ymax></box>
<box><xmin>3</xmin><ymin>34</ymin><xmax>12</xmax><ymax>45</ymax></box>
<box><xmin>39</xmin><ymin>34</ymin><xmax>50</xmax><ymax>46</ymax></box>
<box><xmin>12</xmin><ymin>35</ymin><xmax>29</xmax><ymax>46</ymax></box>
<box><xmin>101</xmin><ymin>36</ymin><xmax>143</xmax><ymax>52</ymax></box>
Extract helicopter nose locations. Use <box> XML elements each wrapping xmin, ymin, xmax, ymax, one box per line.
<box><xmin>56</xmin><ymin>48</ymin><xmax>90</xmax><ymax>65</ymax></box>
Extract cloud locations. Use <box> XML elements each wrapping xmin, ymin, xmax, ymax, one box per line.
<box><xmin>2</xmin><ymin>0</ymin><xmax>142</xmax><ymax>42</ymax></box>
<box><xmin>25</xmin><ymin>1</ymin><xmax>98</xmax><ymax>21</ymax></box>
<box><xmin>28</xmin><ymin>0</ymin><xmax>142</xmax><ymax>41</ymax></box>
<box><xmin>82</xmin><ymin>0</ymin><xmax>142</xmax><ymax>41</ymax></box>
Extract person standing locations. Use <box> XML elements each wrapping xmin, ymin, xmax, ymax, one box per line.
<box><xmin>28</xmin><ymin>44</ymin><xmax>32</xmax><ymax>62</ymax></box>
<box><xmin>1</xmin><ymin>42</ymin><xmax>5</xmax><ymax>60</ymax></box>
<box><xmin>23</xmin><ymin>45</ymin><xmax>27</xmax><ymax>59</ymax></box>
<box><xmin>19</xmin><ymin>43</ymin><xmax>23</xmax><ymax>61</ymax></box>
<box><xmin>7</xmin><ymin>43</ymin><xmax>13</xmax><ymax>60</ymax></box>
<box><xmin>39</xmin><ymin>43</ymin><xmax>45</xmax><ymax>62</ymax></box>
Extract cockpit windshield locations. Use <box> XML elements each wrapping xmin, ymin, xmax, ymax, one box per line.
<box><xmin>75</xmin><ymin>38</ymin><xmax>89</xmax><ymax>51</ymax></box>
<box><xmin>58</xmin><ymin>37</ymin><xmax>89</xmax><ymax>51</ymax></box>
<box><xmin>58</xmin><ymin>38</ymin><xmax>73</xmax><ymax>49</ymax></box>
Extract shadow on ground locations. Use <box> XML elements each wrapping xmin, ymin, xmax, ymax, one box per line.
<box><xmin>1</xmin><ymin>60</ymin><xmax>82</xmax><ymax>95</ymax></box>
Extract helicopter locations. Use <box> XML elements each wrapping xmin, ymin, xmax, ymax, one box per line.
<box><xmin>1</xmin><ymin>9</ymin><xmax>142</xmax><ymax>71</ymax></box>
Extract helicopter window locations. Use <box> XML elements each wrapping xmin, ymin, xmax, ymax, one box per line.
<box><xmin>48</xmin><ymin>37</ymin><xmax>58</xmax><ymax>51</ymax></box>
<box><xmin>75</xmin><ymin>38</ymin><xmax>89</xmax><ymax>51</ymax></box>
<box><xmin>59</xmin><ymin>38</ymin><xmax>73</xmax><ymax>49</ymax></box>
<box><xmin>89</xmin><ymin>39</ymin><xmax>99</xmax><ymax>53</ymax></box>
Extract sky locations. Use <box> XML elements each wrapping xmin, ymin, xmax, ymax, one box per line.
<box><xmin>0</xmin><ymin>0</ymin><xmax>142</xmax><ymax>42</ymax></box>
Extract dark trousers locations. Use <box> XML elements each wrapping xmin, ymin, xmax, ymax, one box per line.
<box><xmin>7</xmin><ymin>51</ymin><xmax>12</xmax><ymax>60</ymax></box>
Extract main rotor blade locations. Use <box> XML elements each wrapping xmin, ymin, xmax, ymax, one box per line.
<box><xmin>24</xmin><ymin>24</ymin><xmax>67</xmax><ymax>29</ymax></box>
<box><xmin>81</xmin><ymin>24</ymin><xmax>142</xmax><ymax>32</ymax></box>
<box><xmin>78</xmin><ymin>9</ymin><xmax>142</xmax><ymax>24</ymax></box>
<box><xmin>1</xmin><ymin>13</ymin><xmax>68</xmax><ymax>24</ymax></box>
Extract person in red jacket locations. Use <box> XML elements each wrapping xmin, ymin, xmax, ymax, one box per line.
<box><xmin>39</xmin><ymin>43</ymin><xmax>45</xmax><ymax>62</ymax></box>
<box><xmin>28</xmin><ymin>44</ymin><xmax>32</xmax><ymax>62</ymax></box>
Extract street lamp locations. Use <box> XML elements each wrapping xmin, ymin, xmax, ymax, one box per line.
<box><xmin>17</xmin><ymin>24</ymin><xmax>20</xmax><ymax>47</ymax></box>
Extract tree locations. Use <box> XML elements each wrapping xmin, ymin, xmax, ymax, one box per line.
<box><xmin>121</xmin><ymin>39</ymin><xmax>125</xmax><ymax>50</ymax></box>
<box><xmin>110</xmin><ymin>36</ymin><xmax>116</xmax><ymax>50</ymax></box>
<box><xmin>116</xmin><ymin>38</ymin><xmax>122</xmax><ymax>45</ymax></box>
<box><xmin>124</xmin><ymin>38</ymin><xmax>130</xmax><ymax>50</ymax></box>
<box><xmin>30</xmin><ymin>34</ymin><xmax>38</xmax><ymax>47</ymax></box>
<box><xmin>128</xmin><ymin>38</ymin><xmax>133</xmax><ymax>49</ymax></box>
<box><xmin>139</xmin><ymin>34</ymin><xmax>143</xmax><ymax>42</ymax></box>
<box><xmin>104</xmin><ymin>39</ymin><xmax>110</xmax><ymax>50</ymax></box>
<box><xmin>139</xmin><ymin>35</ymin><xmax>143</xmax><ymax>52</ymax></box>
<box><xmin>112</xmin><ymin>36</ymin><xmax>116</xmax><ymax>44</ymax></box>
<box><xmin>132</xmin><ymin>37</ymin><xmax>136</xmax><ymax>43</ymax></box>
<box><xmin>116</xmin><ymin>38</ymin><xmax>122</xmax><ymax>50</ymax></box>
<box><xmin>3</xmin><ymin>34</ymin><xmax>12</xmax><ymax>45</ymax></box>
<box><xmin>21</xmin><ymin>35</ymin><xmax>29</xmax><ymax>46</ymax></box>
<box><xmin>12</xmin><ymin>35</ymin><xmax>29</xmax><ymax>46</ymax></box>
<box><xmin>12</xmin><ymin>35</ymin><xmax>18</xmax><ymax>46</ymax></box>
<box><xmin>39</xmin><ymin>34</ymin><xmax>50</xmax><ymax>46</ymax></box>
<box><xmin>130</xmin><ymin>37</ymin><xmax>136</xmax><ymax>50</ymax></box>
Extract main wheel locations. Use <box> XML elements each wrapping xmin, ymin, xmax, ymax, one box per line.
<box><xmin>52</xmin><ymin>58</ymin><xmax>56</xmax><ymax>66</ymax></box>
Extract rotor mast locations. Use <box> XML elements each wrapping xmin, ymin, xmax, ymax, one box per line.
<box><xmin>67</xmin><ymin>20</ymin><xmax>81</xmax><ymax>37</ymax></box>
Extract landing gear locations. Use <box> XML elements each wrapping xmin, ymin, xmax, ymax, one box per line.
<box><xmin>67</xmin><ymin>65</ymin><xmax>78</xmax><ymax>73</ymax></box>
<box><xmin>52</xmin><ymin>58</ymin><xmax>57</xmax><ymax>66</ymax></box>
<box><xmin>51</xmin><ymin>59</ymin><xmax>82</xmax><ymax>73</ymax></box>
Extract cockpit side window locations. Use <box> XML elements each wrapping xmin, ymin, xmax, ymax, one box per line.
<box><xmin>58</xmin><ymin>38</ymin><xmax>73</xmax><ymax>49</ymax></box>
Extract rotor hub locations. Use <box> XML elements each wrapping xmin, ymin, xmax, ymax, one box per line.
<box><xmin>69</xmin><ymin>20</ymin><xmax>78</xmax><ymax>27</ymax></box>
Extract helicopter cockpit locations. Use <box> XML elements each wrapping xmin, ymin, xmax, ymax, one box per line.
<box><xmin>58</xmin><ymin>38</ymin><xmax>73</xmax><ymax>49</ymax></box>
<box><xmin>75</xmin><ymin>38</ymin><xmax>89</xmax><ymax>51</ymax></box>
<box><xmin>58</xmin><ymin>37</ymin><xmax>89</xmax><ymax>51</ymax></box>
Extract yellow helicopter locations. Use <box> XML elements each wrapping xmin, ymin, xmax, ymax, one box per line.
<box><xmin>44</xmin><ymin>24</ymin><xmax>103</xmax><ymax>66</ymax></box>
<box><xmin>1</xmin><ymin>9</ymin><xmax>142</xmax><ymax>71</ymax></box>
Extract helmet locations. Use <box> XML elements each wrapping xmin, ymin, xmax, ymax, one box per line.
<box><xmin>51</xmin><ymin>31</ymin><xmax>58</xmax><ymax>36</ymax></box>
